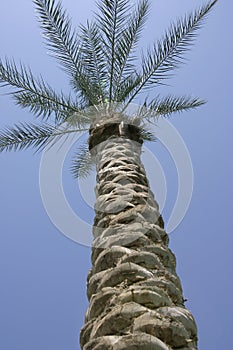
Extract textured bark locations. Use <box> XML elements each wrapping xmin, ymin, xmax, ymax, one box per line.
<box><xmin>80</xmin><ymin>121</ymin><xmax>198</xmax><ymax>350</ymax></box>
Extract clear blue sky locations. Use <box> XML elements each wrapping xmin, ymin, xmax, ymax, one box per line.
<box><xmin>0</xmin><ymin>1</ymin><xmax>232</xmax><ymax>349</ymax></box>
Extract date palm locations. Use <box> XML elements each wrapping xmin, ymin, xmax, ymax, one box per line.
<box><xmin>0</xmin><ymin>0</ymin><xmax>217</xmax><ymax>349</ymax></box>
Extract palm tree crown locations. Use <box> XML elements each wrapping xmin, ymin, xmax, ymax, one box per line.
<box><xmin>0</xmin><ymin>0</ymin><xmax>217</xmax><ymax>177</ymax></box>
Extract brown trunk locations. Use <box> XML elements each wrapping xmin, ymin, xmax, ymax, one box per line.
<box><xmin>80</xmin><ymin>119</ymin><xmax>198</xmax><ymax>350</ymax></box>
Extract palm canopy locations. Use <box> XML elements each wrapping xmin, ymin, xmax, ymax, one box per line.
<box><xmin>0</xmin><ymin>0</ymin><xmax>217</xmax><ymax>177</ymax></box>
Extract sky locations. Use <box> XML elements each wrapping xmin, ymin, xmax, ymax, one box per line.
<box><xmin>0</xmin><ymin>0</ymin><xmax>232</xmax><ymax>349</ymax></box>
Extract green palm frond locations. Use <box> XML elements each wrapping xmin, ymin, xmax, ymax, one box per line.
<box><xmin>125</xmin><ymin>0</ymin><xmax>217</xmax><ymax>105</ymax></box>
<box><xmin>143</xmin><ymin>95</ymin><xmax>206</xmax><ymax>120</ymax></box>
<box><xmin>113</xmin><ymin>0</ymin><xmax>150</xmax><ymax>100</ymax></box>
<box><xmin>0</xmin><ymin>58</ymin><xmax>82</xmax><ymax>124</ymax></box>
<box><xmin>33</xmin><ymin>0</ymin><xmax>80</xmax><ymax>77</ymax></box>
<box><xmin>0</xmin><ymin>122</ymin><xmax>87</xmax><ymax>153</ymax></box>
<box><xmin>0</xmin><ymin>122</ymin><xmax>55</xmax><ymax>152</ymax></box>
<box><xmin>116</xmin><ymin>73</ymin><xmax>142</xmax><ymax>103</ymax></box>
<box><xmin>71</xmin><ymin>143</ymin><xmax>94</xmax><ymax>179</ymax></box>
<box><xmin>34</xmin><ymin>0</ymin><xmax>103</xmax><ymax>106</ymax></box>
<box><xmin>140</xmin><ymin>128</ymin><xmax>157</xmax><ymax>142</ymax></box>
<box><xmin>73</xmin><ymin>65</ymin><xmax>104</xmax><ymax>107</ymax></box>
<box><xmin>95</xmin><ymin>0</ymin><xmax>133</xmax><ymax>102</ymax></box>
<box><xmin>13</xmin><ymin>90</ymin><xmax>79</xmax><ymax>124</ymax></box>
<box><xmin>78</xmin><ymin>21</ymin><xmax>108</xmax><ymax>104</ymax></box>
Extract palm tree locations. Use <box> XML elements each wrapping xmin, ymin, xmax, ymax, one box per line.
<box><xmin>0</xmin><ymin>0</ymin><xmax>217</xmax><ymax>348</ymax></box>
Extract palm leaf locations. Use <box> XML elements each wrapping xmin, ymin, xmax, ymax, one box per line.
<box><xmin>33</xmin><ymin>0</ymin><xmax>80</xmax><ymax>77</ymax></box>
<box><xmin>95</xmin><ymin>0</ymin><xmax>132</xmax><ymax>102</ymax></box>
<box><xmin>144</xmin><ymin>95</ymin><xmax>206</xmax><ymax>120</ymax></box>
<box><xmin>13</xmin><ymin>90</ymin><xmax>79</xmax><ymax>124</ymax></box>
<box><xmin>115</xmin><ymin>73</ymin><xmax>142</xmax><ymax>103</ymax></box>
<box><xmin>0</xmin><ymin>58</ymin><xmax>85</xmax><ymax>124</ymax></box>
<box><xmin>34</xmin><ymin>0</ymin><xmax>98</xmax><ymax>105</ymax></box>
<box><xmin>78</xmin><ymin>21</ymin><xmax>108</xmax><ymax>104</ymax></box>
<box><xmin>140</xmin><ymin>128</ymin><xmax>157</xmax><ymax>142</ymax></box>
<box><xmin>0</xmin><ymin>122</ymin><xmax>87</xmax><ymax>153</ymax></box>
<box><xmin>125</xmin><ymin>0</ymin><xmax>217</xmax><ymax>105</ymax></box>
<box><xmin>113</xmin><ymin>0</ymin><xmax>150</xmax><ymax>100</ymax></box>
<box><xmin>0</xmin><ymin>122</ymin><xmax>55</xmax><ymax>152</ymax></box>
<box><xmin>71</xmin><ymin>143</ymin><xmax>94</xmax><ymax>179</ymax></box>
<box><xmin>35</xmin><ymin>0</ymin><xmax>106</xmax><ymax>106</ymax></box>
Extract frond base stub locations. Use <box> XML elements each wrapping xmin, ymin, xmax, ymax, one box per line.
<box><xmin>88</xmin><ymin>120</ymin><xmax>143</xmax><ymax>154</ymax></box>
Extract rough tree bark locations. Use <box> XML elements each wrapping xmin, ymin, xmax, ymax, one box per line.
<box><xmin>80</xmin><ymin>117</ymin><xmax>198</xmax><ymax>350</ymax></box>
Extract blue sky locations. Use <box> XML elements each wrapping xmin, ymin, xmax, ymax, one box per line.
<box><xmin>0</xmin><ymin>1</ymin><xmax>232</xmax><ymax>349</ymax></box>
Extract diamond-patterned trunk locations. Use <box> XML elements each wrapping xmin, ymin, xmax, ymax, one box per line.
<box><xmin>80</xmin><ymin>121</ymin><xmax>198</xmax><ymax>350</ymax></box>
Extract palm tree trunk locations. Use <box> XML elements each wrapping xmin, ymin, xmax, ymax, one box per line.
<box><xmin>80</xmin><ymin>120</ymin><xmax>198</xmax><ymax>350</ymax></box>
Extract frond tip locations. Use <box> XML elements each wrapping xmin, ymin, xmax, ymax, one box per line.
<box><xmin>0</xmin><ymin>122</ymin><xmax>87</xmax><ymax>153</ymax></box>
<box><xmin>0</xmin><ymin>58</ymin><xmax>81</xmax><ymax>123</ymax></box>
<box><xmin>144</xmin><ymin>95</ymin><xmax>206</xmax><ymax>120</ymax></box>
<box><xmin>0</xmin><ymin>122</ymin><xmax>55</xmax><ymax>153</ymax></box>
<box><xmin>140</xmin><ymin>128</ymin><xmax>157</xmax><ymax>142</ymax></box>
<box><xmin>33</xmin><ymin>0</ymin><xmax>80</xmax><ymax>77</ymax></box>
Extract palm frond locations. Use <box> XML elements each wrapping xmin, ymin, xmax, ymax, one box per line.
<box><xmin>72</xmin><ymin>65</ymin><xmax>104</xmax><ymax>107</ymax></box>
<box><xmin>13</xmin><ymin>89</ymin><xmax>79</xmax><ymax>124</ymax></box>
<box><xmin>71</xmin><ymin>143</ymin><xmax>94</xmax><ymax>179</ymax></box>
<box><xmin>140</xmin><ymin>128</ymin><xmax>157</xmax><ymax>142</ymax></box>
<box><xmin>78</xmin><ymin>21</ymin><xmax>108</xmax><ymax>104</ymax></box>
<box><xmin>34</xmin><ymin>0</ymin><xmax>104</xmax><ymax>106</ymax></box>
<box><xmin>95</xmin><ymin>0</ymin><xmax>132</xmax><ymax>102</ymax></box>
<box><xmin>143</xmin><ymin>95</ymin><xmax>206</xmax><ymax>120</ymax></box>
<box><xmin>0</xmin><ymin>58</ymin><xmax>84</xmax><ymax>124</ymax></box>
<box><xmin>115</xmin><ymin>72</ymin><xmax>142</xmax><ymax>103</ymax></box>
<box><xmin>125</xmin><ymin>0</ymin><xmax>217</xmax><ymax>105</ymax></box>
<box><xmin>33</xmin><ymin>0</ymin><xmax>80</xmax><ymax>77</ymax></box>
<box><xmin>0</xmin><ymin>122</ymin><xmax>55</xmax><ymax>152</ymax></box>
<box><xmin>113</xmin><ymin>0</ymin><xmax>150</xmax><ymax>100</ymax></box>
<box><xmin>0</xmin><ymin>122</ymin><xmax>87</xmax><ymax>153</ymax></box>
